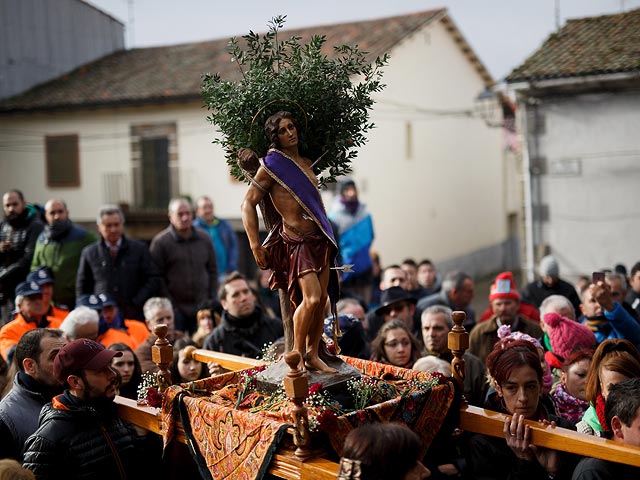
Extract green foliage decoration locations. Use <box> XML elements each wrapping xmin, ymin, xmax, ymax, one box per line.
<box><xmin>201</xmin><ymin>15</ymin><xmax>389</xmax><ymax>186</ymax></box>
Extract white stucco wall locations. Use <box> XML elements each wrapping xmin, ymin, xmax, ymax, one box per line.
<box><xmin>0</xmin><ymin>104</ymin><xmax>246</xmax><ymax>220</ymax></box>
<box><xmin>532</xmin><ymin>90</ymin><xmax>640</xmax><ymax>277</ymax></box>
<box><xmin>349</xmin><ymin>19</ymin><xmax>506</xmax><ymax>271</ymax></box>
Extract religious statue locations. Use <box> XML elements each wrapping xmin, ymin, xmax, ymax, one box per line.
<box><xmin>241</xmin><ymin>111</ymin><xmax>340</xmax><ymax>373</ymax></box>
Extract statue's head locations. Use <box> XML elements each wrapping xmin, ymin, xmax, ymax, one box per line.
<box><xmin>264</xmin><ymin>111</ymin><xmax>300</xmax><ymax>149</ymax></box>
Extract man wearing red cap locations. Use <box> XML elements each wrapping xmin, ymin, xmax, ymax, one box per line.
<box><xmin>469</xmin><ymin>272</ymin><xmax>542</xmax><ymax>363</ymax></box>
<box><xmin>23</xmin><ymin>338</ymin><xmax>155</xmax><ymax>478</ymax></box>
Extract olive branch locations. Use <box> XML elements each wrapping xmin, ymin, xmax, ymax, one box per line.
<box><xmin>201</xmin><ymin>15</ymin><xmax>388</xmax><ymax>186</ymax></box>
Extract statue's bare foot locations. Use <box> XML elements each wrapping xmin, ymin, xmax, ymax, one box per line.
<box><xmin>305</xmin><ymin>355</ymin><xmax>337</xmax><ymax>374</ymax></box>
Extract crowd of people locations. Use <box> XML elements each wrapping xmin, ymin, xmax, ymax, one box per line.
<box><xmin>2</xmin><ymin>186</ymin><xmax>640</xmax><ymax>478</ymax></box>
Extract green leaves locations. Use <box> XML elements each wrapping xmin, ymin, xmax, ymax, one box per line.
<box><xmin>201</xmin><ymin>16</ymin><xmax>388</xmax><ymax>186</ymax></box>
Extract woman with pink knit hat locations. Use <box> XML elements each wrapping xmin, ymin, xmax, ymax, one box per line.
<box><xmin>542</xmin><ymin>312</ymin><xmax>597</xmax><ymax>369</ymax></box>
<box><xmin>542</xmin><ymin>312</ymin><xmax>597</xmax><ymax>424</ymax></box>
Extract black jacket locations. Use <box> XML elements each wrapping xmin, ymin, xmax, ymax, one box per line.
<box><xmin>0</xmin><ymin>372</ymin><xmax>61</xmax><ymax>461</ymax></box>
<box><xmin>203</xmin><ymin>307</ymin><xmax>283</xmax><ymax>358</ymax></box>
<box><xmin>76</xmin><ymin>235</ymin><xmax>161</xmax><ymax>320</ymax></box>
<box><xmin>467</xmin><ymin>392</ymin><xmax>577</xmax><ymax>480</ymax></box>
<box><xmin>150</xmin><ymin>226</ymin><xmax>218</xmax><ymax>321</ymax></box>
<box><xmin>521</xmin><ymin>278</ymin><xmax>581</xmax><ymax>318</ymax></box>
<box><xmin>0</xmin><ymin>208</ymin><xmax>44</xmax><ymax>300</ymax></box>
<box><xmin>23</xmin><ymin>391</ymin><xmax>150</xmax><ymax>479</ymax></box>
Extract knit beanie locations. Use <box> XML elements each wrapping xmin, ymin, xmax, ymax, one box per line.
<box><xmin>543</xmin><ymin>312</ymin><xmax>597</xmax><ymax>368</ymax></box>
<box><xmin>538</xmin><ymin>255</ymin><xmax>559</xmax><ymax>278</ymax></box>
<box><xmin>489</xmin><ymin>271</ymin><xmax>521</xmax><ymax>302</ymax></box>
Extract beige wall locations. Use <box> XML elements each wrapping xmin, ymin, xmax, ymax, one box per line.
<box><xmin>348</xmin><ymin>19</ymin><xmax>506</xmax><ymax>266</ymax></box>
<box><xmin>0</xmin><ymin>104</ymin><xmax>247</xmax><ymax>221</ymax></box>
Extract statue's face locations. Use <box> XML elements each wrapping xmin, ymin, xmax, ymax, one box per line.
<box><xmin>277</xmin><ymin>118</ymin><xmax>298</xmax><ymax>149</ymax></box>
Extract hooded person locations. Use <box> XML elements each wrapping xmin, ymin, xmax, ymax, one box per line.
<box><xmin>328</xmin><ymin>178</ymin><xmax>375</xmax><ymax>304</ymax></box>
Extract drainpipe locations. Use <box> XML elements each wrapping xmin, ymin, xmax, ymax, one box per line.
<box><xmin>520</xmin><ymin>99</ymin><xmax>535</xmax><ymax>283</ymax></box>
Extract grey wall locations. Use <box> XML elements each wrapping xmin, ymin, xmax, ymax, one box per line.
<box><xmin>0</xmin><ymin>0</ymin><xmax>124</xmax><ymax>99</ymax></box>
<box><xmin>527</xmin><ymin>89</ymin><xmax>640</xmax><ymax>278</ymax></box>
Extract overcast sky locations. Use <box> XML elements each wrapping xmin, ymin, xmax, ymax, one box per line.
<box><xmin>88</xmin><ymin>0</ymin><xmax>640</xmax><ymax>81</ymax></box>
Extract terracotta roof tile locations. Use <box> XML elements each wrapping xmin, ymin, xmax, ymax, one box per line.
<box><xmin>507</xmin><ymin>8</ymin><xmax>640</xmax><ymax>83</ymax></box>
<box><xmin>0</xmin><ymin>9</ymin><xmax>443</xmax><ymax>112</ymax></box>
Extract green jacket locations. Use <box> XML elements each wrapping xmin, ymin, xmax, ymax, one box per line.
<box><xmin>581</xmin><ymin>404</ymin><xmax>603</xmax><ymax>433</ymax></box>
<box><xmin>31</xmin><ymin>224</ymin><xmax>97</xmax><ymax>307</ymax></box>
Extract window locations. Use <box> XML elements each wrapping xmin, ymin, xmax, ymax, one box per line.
<box><xmin>45</xmin><ymin>134</ymin><xmax>80</xmax><ymax>187</ymax></box>
<box><xmin>130</xmin><ymin>123</ymin><xmax>178</xmax><ymax>210</ymax></box>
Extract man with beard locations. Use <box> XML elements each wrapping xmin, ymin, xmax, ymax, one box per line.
<box><xmin>23</xmin><ymin>338</ymin><xmax>153</xmax><ymax>478</ymax></box>
<box><xmin>0</xmin><ymin>190</ymin><xmax>44</xmax><ymax>324</ymax></box>
<box><xmin>580</xmin><ymin>281</ymin><xmax>640</xmax><ymax>349</ymax></box>
<box><xmin>0</xmin><ymin>328</ymin><xmax>65</xmax><ymax>460</ymax></box>
<box><xmin>31</xmin><ymin>199</ymin><xmax>97</xmax><ymax>309</ymax></box>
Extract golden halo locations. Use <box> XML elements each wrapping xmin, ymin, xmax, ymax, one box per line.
<box><xmin>249</xmin><ymin>99</ymin><xmax>308</xmax><ymax>152</ymax></box>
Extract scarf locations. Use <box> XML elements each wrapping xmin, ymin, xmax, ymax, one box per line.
<box><xmin>223</xmin><ymin>307</ymin><xmax>263</xmax><ymax>335</ymax></box>
<box><xmin>340</xmin><ymin>197</ymin><xmax>360</xmax><ymax>215</ymax></box>
<box><xmin>46</xmin><ymin>218</ymin><xmax>72</xmax><ymax>241</ymax></box>
<box><xmin>552</xmin><ymin>382</ymin><xmax>589</xmax><ymax>424</ymax></box>
<box><xmin>583</xmin><ymin>316</ymin><xmax>609</xmax><ymax>334</ymax></box>
<box><xmin>595</xmin><ymin>394</ymin><xmax>610</xmax><ymax>432</ymax></box>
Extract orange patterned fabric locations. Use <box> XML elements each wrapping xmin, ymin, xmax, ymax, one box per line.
<box><xmin>160</xmin><ymin>357</ymin><xmax>457</xmax><ymax>480</ymax></box>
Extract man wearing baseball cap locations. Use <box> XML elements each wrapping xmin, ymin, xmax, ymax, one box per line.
<box><xmin>76</xmin><ymin>292</ymin><xmax>148</xmax><ymax>349</ymax></box>
<box><xmin>27</xmin><ymin>266</ymin><xmax>69</xmax><ymax>322</ymax></box>
<box><xmin>468</xmin><ymin>271</ymin><xmax>542</xmax><ymax>362</ymax></box>
<box><xmin>23</xmin><ymin>338</ymin><xmax>152</xmax><ymax>477</ymax></box>
<box><xmin>0</xmin><ymin>280</ymin><xmax>63</xmax><ymax>361</ymax></box>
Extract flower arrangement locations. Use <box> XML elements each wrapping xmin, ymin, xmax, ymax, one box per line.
<box><xmin>235</xmin><ymin>365</ymin><xmax>267</xmax><ymax>408</ymax></box>
<box><xmin>137</xmin><ymin>372</ymin><xmax>163</xmax><ymax>408</ymax></box>
<box><xmin>260</xmin><ymin>342</ymin><xmax>280</xmax><ymax>364</ymax></box>
<box><xmin>346</xmin><ymin>376</ymin><xmax>378</xmax><ymax>411</ymax></box>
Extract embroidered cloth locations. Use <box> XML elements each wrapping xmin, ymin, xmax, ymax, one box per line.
<box><xmin>160</xmin><ymin>357</ymin><xmax>457</xmax><ymax>480</ymax></box>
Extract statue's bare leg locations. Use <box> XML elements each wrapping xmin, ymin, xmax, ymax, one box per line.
<box><xmin>295</xmin><ymin>268</ymin><xmax>336</xmax><ymax>373</ymax></box>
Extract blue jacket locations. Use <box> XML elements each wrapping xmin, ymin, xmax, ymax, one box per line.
<box><xmin>193</xmin><ymin>217</ymin><xmax>238</xmax><ymax>275</ymax></box>
<box><xmin>581</xmin><ymin>301</ymin><xmax>640</xmax><ymax>350</ymax></box>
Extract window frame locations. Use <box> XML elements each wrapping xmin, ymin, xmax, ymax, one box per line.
<box><xmin>45</xmin><ymin>134</ymin><xmax>80</xmax><ymax>188</ymax></box>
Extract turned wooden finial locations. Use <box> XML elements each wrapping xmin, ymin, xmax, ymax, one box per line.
<box><xmin>152</xmin><ymin>324</ymin><xmax>173</xmax><ymax>393</ymax></box>
<box><xmin>448</xmin><ymin>311</ymin><xmax>469</xmax><ymax>397</ymax></box>
<box><xmin>183</xmin><ymin>345</ymin><xmax>196</xmax><ymax>361</ymax></box>
<box><xmin>283</xmin><ymin>351</ymin><xmax>312</xmax><ymax>460</ymax></box>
